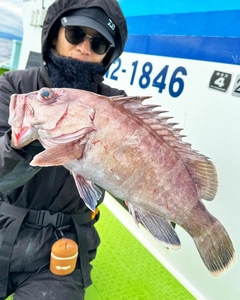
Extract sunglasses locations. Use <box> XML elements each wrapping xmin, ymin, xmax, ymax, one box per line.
<box><xmin>63</xmin><ymin>26</ymin><xmax>113</xmax><ymax>55</ymax></box>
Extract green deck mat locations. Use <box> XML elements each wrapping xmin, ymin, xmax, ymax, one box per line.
<box><xmin>85</xmin><ymin>204</ymin><xmax>195</xmax><ymax>300</ymax></box>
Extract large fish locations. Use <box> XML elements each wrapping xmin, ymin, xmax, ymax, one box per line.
<box><xmin>9</xmin><ymin>87</ymin><xmax>235</xmax><ymax>277</ymax></box>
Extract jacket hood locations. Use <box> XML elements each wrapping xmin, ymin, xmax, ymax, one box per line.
<box><xmin>42</xmin><ymin>0</ymin><xmax>128</xmax><ymax>73</ymax></box>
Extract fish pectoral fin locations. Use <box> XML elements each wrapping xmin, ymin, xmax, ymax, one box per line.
<box><xmin>30</xmin><ymin>142</ymin><xmax>85</xmax><ymax>166</ymax></box>
<box><xmin>128</xmin><ymin>203</ymin><xmax>181</xmax><ymax>249</ymax></box>
<box><xmin>72</xmin><ymin>172</ymin><xmax>103</xmax><ymax>211</ymax></box>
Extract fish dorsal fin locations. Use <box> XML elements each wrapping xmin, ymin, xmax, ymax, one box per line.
<box><xmin>110</xmin><ymin>95</ymin><xmax>218</xmax><ymax>201</ymax></box>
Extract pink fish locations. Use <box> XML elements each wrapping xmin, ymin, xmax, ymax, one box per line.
<box><xmin>9</xmin><ymin>87</ymin><xmax>235</xmax><ymax>277</ymax></box>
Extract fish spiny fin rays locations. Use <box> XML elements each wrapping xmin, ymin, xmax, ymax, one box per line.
<box><xmin>72</xmin><ymin>173</ymin><xmax>102</xmax><ymax>211</ymax></box>
<box><xmin>127</xmin><ymin>203</ymin><xmax>181</xmax><ymax>249</ymax></box>
<box><xmin>110</xmin><ymin>96</ymin><xmax>218</xmax><ymax>201</ymax></box>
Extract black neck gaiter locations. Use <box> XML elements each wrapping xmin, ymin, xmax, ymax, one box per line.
<box><xmin>46</xmin><ymin>50</ymin><xmax>105</xmax><ymax>90</ymax></box>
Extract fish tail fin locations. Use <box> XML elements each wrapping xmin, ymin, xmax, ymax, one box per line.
<box><xmin>192</xmin><ymin>219</ymin><xmax>236</xmax><ymax>277</ymax></box>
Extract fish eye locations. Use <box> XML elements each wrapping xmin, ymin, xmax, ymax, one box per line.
<box><xmin>37</xmin><ymin>88</ymin><xmax>56</xmax><ymax>104</ymax></box>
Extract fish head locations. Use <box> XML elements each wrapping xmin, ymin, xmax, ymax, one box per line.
<box><xmin>9</xmin><ymin>92</ymin><xmax>39</xmax><ymax>148</ymax></box>
<box><xmin>9</xmin><ymin>87</ymin><xmax>96</xmax><ymax>149</ymax></box>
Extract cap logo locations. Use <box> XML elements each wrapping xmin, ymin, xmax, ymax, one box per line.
<box><xmin>62</xmin><ymin>17</ymin><xmax>67</xmax><ymax>24</ymax></box>
<box><xmin>108</xmin><ymin>18</ymin><xmax>115</xmax><ymax>31</ymax></box>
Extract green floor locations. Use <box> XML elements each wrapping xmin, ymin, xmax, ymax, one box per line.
<box><xmin>85</xmin><ymin>204</ymin><xmax>195</xmax><ymax>300</ymax></box>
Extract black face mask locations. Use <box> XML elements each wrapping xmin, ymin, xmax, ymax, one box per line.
<box><xmin>46</xmin><ymin>49</ymin><xmax>105</xmax><ymax>90</ymax></box>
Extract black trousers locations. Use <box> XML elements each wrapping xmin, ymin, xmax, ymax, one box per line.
<box><xmin>5</xmin><ymin>268</ymin><xmax>86</xmax><ymax>300</ymax></box>
<box><xmin>0</xmin><ymin>216</ymin><xmax>100</xmax><ymax>300</ymax></box>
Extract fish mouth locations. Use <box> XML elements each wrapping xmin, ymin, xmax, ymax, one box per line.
<box><xmin>11</xmin><ymin>127</ymin><xmax>39</xmax><ymax>149</ymax></box>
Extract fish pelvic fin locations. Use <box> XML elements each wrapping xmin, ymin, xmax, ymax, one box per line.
<box><xmin>72</xmin><ymin>173</ymin><xmax>103</xmax><ymax>211</ymax></box>
<box><xmin>192</xmin><ymin>218</ymin><xmax>236</xmax><ymax>277</ymax></box>
<box><xmin>128</xmin><ymin>203</ymin><xmax>181</xmax><ymax>250</ymax></box>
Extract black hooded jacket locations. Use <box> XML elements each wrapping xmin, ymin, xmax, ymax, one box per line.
<box><xmin>0</xmin><ymin>0</ymin><xmax>128</xmax><ymax>213</ymax></box>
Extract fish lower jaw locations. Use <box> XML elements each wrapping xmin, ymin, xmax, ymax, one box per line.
<box><xmin>11</xmin><ymin>127</ymin><xmax>38</xmax><ymax>148</ymax></box>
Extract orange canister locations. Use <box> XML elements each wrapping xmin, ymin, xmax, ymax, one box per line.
<box><xmin>50</xmin><ymin>238</ymin><xmax>78</xmax><ymax>276</ymax></box>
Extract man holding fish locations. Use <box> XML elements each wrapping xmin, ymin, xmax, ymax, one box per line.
<box><xmin>0</xmin><ymin>0</ymin><xmax>237</xmax><ymax>298</ymax></box>
<box><xmin>0</xmin><ymin>0</ymin><xmax>128</xmax><ymax>299</ymax></box>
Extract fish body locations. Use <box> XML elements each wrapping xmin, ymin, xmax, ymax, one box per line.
<box><xmin>9</xmin><ymin>87</ymin><xmax>235</xmax><ymax>277</ymax></box>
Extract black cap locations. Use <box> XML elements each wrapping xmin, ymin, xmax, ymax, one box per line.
<box><xmin>61</xmin><ymin>7</ymin><xmax>116</xmax><ymax>46</ymax></box>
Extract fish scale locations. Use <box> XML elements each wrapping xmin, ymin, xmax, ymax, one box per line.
<box><xmin>9</xmin><ymin>87</ymin><xmax>235</xmax><ymax>277</ymax></box>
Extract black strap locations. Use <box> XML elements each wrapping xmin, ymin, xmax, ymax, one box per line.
<box><xmin>0</xmin><ymin>204</ymin><xmax>28</xmax><ymax>299</ymax></box>
<box><xmin>0</xmin><ymin>201</ymin><xmax>98</xmax><ymax>297</ymax></box>
<box><xmin>0</xmin><ymin>201</ymin><xmax>93</xmax><ymax>228</ymax></box>
<box><xmin>72</xmin><ymin>216</ymin><xmax>92</xmax><ymax>288</ymax></box>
